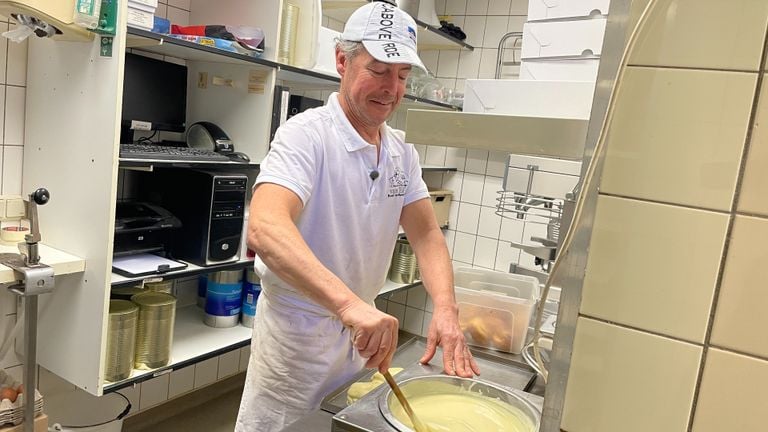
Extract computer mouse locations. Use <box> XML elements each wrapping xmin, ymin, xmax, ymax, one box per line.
<box><xmin>227</xmin><ymin>152</ymin><xmax>251</xmax><ymax>163</ymax></box>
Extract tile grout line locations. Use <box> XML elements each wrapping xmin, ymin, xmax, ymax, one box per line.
<box><xmin>684</xmin><ymin>17</ymin><xmax>768</xmax><ymax>432</ymax></box>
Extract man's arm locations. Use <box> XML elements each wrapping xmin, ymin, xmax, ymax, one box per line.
<box><xmin>248</xmin><ymin>183</ymin><xmax>399</xmax><ymax>372</ymax></box>
<box><xmin>400</xmin><ymin>198</ymin><xmax>480</xmax><ymax>377</ymax></box>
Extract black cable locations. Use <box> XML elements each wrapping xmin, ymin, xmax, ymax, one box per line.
<box><xmin>135</xmin><ymin>130</ymin><xmax>158</xmax><ymax>145</ymax></box>
<box><xmin>58</xmin><ymin>391</ymin><xmax>132</xmax><ymax>429</ymax></box>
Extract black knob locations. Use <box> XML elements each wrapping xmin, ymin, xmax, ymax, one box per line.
<box><xmin>31</xmin><ymin>188</ymin><xmax>50</xmax><ymax>205</ymax></box>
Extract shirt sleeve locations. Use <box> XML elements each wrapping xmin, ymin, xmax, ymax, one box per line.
<box><xmin>254</xmin><ymin>119</ymin><xmax>320</xmax><ymax>205</ymax></box>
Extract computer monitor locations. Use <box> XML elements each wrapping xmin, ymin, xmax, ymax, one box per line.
<box><xmin>121</xmin><ymin>53</ymin><xmax>187</xmax><ymax>140</ymax></box>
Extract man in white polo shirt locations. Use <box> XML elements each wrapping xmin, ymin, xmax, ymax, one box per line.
<box><xmin>236</xmin><ymin>2</ymin><xmax>479</xmax><ymax>430</ymax></box>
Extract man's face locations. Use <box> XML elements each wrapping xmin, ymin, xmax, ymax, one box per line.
<box><xmin>336</xmin><ymin>47</ymin><xmax>412</xmax><ymax>129</ymax></box>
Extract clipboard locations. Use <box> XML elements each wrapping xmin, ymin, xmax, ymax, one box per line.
<box><xmin>112</xmin><ymin>253</ymin><xmax>188</xmax><ymax>277</ymax></box>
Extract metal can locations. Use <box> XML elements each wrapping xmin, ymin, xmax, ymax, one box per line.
<box><xmin>204</xmin><ymin>270</ymin><xmax>243</xmax><ymax>328</ymax></box>
<box><xmin>132</xmin><ymin>291</ymin><xmax>177</xmax><ymax>369</ymax></box>
<box><xmin>241</xmin><ymin>268</ymin><xmax>261</xmax><ymax>328</ymax></box>
<box><xmin>105</xmin><ymin>300</ymin><xmax>139</xmax><ymax>382</ymax></box>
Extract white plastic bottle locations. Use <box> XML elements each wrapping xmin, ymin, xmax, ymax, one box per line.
<box><xmin>73</xmin><ymin>0</ymin><xmax>102</xmax><ymax>30</ymax></box>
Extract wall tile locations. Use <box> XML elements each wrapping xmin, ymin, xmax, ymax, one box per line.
<box><xmin>419</xmin><ymin>51</ymin><xmax>440</xmax><ymax>74</ymax></box>
<box><xmin>473</xmin><ymin>236</ymin><xmax>498</xmax><ymax>268</ymax></box>
<box><xmin>499</xmin><ymin>216</ymin><xmax>524</xmax><ymax>242</ymax></box>
<box><xmin>711</xmin><ymin>215</ymin><xmax>768</xmax><ymax>357</ymax></box>
<box><xmin>425</xmin><ymin>145</ymin><xmax>447</xmax><ymax>166</ymax></box>
<box><xmin>193</xmin><ymin>357</ymin><xmax>219</xmax><ymax>389</ymax></box>
<box><xmin>488</xmin><ymin>0</ymin><xmax>512</xmax><ymax>15</ymax></box>
<box><xmin>443</xmin><ymin>228</ymin><xmax>456</xmax><ymax>254</ymax></box>
<box><xmin>481</xmin><ymin>176</ymin><xmax>502</xmax><ymax>207</ymax></box>
<box><xmin>465</xmin><ymin>149</ymin><xmax>488</xmax><ymax>174</ymax></box>
<box><xmin>374</xmin><ymin>296</ymin><xmax>388</xmax><ymax>312</ymax></box>
<box><xmin>457</xmin><ymin>49</ymin><xmax>482</xmax><ymax>80</ymax></box>
<box><xmin>217</xmin><ymin>350</ymin><xmax>240</xmax><ymax>379</ymax></box>
<box><xmin>509</xmin><ymin>0</ymin><xmax>528</xmax><ymax>15</ymax></box>
<box><xmin>168</xmin><ymin>0</ymin><xmax>191</xmax><ymax>10</ymax></box>
<box><xmin>434</xmin><ymin>0</ymin><xmax>447</xmax><ymax>15</ymax></box>
<box><xmin>155</xmin><ymin>4</ymin><xmax>168</xmax><ymax>20</ymax></box>
<box><xmin>478</xmin><ymin>48</ymin><xmax>499</xmax><ymax>78</ymax></box>
<box><xmin>600</xmin><ymin>67</ymin><xmax>755</xmax><ymax>211</ymax></box>
<box><xmin>443</xmin><ymin>171</ymin><xmax>464</xmax><ymax>202</ymax></box>
<box><xmin>738</xmin><ymin>80</ymin><xmax>768</xmax><ymax>215</ymax></box>
<box><xmin>460</xmin><ymin>172</ymin><xmax>484</xmax><ymax>204</ymax></box>
<box><xmin>404</xmin><ymin>306</ymin><xmax>425</xmax><ymax>335</ymax></box>
<box><xmin>628</xmin><ymin>0</ymin><xmax>768</xmax><ymax>72</ymax></box>
<box><xmin>389</xmin><ymin>288</ymin><xmax>408</xmax><ymax>305</ymax></box>
<box><xmin>452</xmin><ymin>232</ymin><xmax>477</xmax><ymax>263</ymax></box>
<box><xmin>5</xmin><ymin>85</ymin><xmax>24</xmax><ymax>145</ymax></box>
<box><xmin>6</xmin><ymin>25</ymin><xmax>26</xmax><ymax>86</ymax></box>
<box><xmin>562</xmin><ymin>317</ymin><xmax>701</xmax><ymax>432</ymax></box>
<box><xmin>494</xmin><ymin>240</ymin><xmax>520</xmax><ymax>271</ymax></box>
<box><xmin>436</xmin><ymin>50</ymin><xmax>460</xmax><ymax>78</ymax></box>
<box><xmin>2</xmin><ymin>145</ymin><xmax>22</xmax><ymax>196</ymax></box>
<box><xmin>421</xmin><ymin>311</ymin><xmax>433</xmax><ymax>337</ymax></box>
<box><xmin>139</xmin><ymin>374</ymin><xmax>169</xmax><ymax>410</ymax></box>
<box><xmin>477</xmin><ymin>206</ymin><xmax>501</xmax><ymax>238</ymax></box>
<box><xmin>456</xmin><ymin>202</ymin><xmax>480</xmax><ymax>234</ymax></box>
<box><xmin>444</xmin><ymin>147</ymin><xmax>466</xmax><ymax>170</ymax></box>
<box><xmin>507</xmin><ymin>15</ymin><xmax>526</xmax><ymax>33</ymax></box>
<box><xmin>691</xmin><ymin>349</ymin><xmax>768</xmax><ymax>432</ymax></box>
<box><xmin>406</xmin><ymin>285</ymin><xmax>428</xmax><ymax>310</ymax></box>
<box><xmin>462</xmin><ymin>16</ymin><xmax>487</xmax><ymax>48</ymax></box>
<box><xmin>486</xmin><ymin>151</ymin><xmax>506</xmax><ymax>177</ymax></box>
<box><xmin>582</xmin><ymin>195</ymin><xmax>727</xmax><ymax>343</ymax></box>
<box><xmin>0</xmin><ymin>287</ymin><xmax>13</xmax><ymax>316</ymax></box>
<box><xmin>168</xmin><ymin>366</ymin><xmax>195</xmax><ymax>399</ymax></box>
<box><xmin>120</xmin><ymin>385</ymin><xmax>141</xmax><ymax>416</ymax></box>
<box><xmin>466</xmin><ymin>0</ymin><xmax>489</xmax><ymax>15</ymax></box>
<box><xmin>386</xmin><ymin>301</ymin><xmax>406</xmax><ymax>328</ymax></box>
<box><xmin>0</xmin><ymin>22</ymin><xmax>8</xmax><ymax>85</ymax></box>
<box><xmin>166</xmin><ymin>6</ymin><xmax>190</xmax><ymax>27</ymax></box>
<box><xmin>445</xmin><ymin>0</ymin><xmax>467</xmax><ymax>15</ymax></box>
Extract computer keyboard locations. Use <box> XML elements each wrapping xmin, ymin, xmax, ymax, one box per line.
<box><xmin>120</xmin><ymin>143</ymin><xmax>231</xmax><ymax>162</ymax></box>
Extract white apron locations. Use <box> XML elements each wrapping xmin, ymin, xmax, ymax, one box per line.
<box><xmin>235</xmin><ymin>288</ymin><xmax>366</xmax><ymax>432</ymax></box>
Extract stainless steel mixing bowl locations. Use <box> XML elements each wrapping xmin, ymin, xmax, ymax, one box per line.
<box><xmin>377</xmin><ymin>375</ymin><xmax>540</xmax><ymax>432</ymax></box>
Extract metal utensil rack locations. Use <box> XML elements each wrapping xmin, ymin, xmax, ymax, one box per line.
<box><xmin>496</xmin><ymin>31</ymin><xmax>523</xmax><ymax>79</ymax></box>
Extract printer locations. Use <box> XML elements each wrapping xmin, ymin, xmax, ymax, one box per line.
<box><xmin>113</xmin><ymin>201</ymin><xmax>182</xmax><ymax>257</ymax></box>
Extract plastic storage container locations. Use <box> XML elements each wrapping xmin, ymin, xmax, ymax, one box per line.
<box><xmin>454</xmin><ymin>268</ymin><xmax>539</xmax><ymax>354</ymax></box>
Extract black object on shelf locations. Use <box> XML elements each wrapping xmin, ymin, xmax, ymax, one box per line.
<box><xmin>439</xmin><ymin>20</ymin><xmax>467</xmax><ymax>41</ymax></box>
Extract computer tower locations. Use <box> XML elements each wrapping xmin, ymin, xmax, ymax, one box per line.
<box><xmin>150</xmin><ymin>169</ymin><xmax>248</xmax><ymax>266</ymax></box>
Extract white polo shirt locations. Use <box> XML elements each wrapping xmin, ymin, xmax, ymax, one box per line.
<box><xmin>255</xmin><ymin>92</ymin><xmax>429</xmax><ymax>315</ymax></box>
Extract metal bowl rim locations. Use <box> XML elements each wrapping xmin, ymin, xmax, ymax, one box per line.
<box><xmin>377</xmin><ymin>374</ymin><xmax>541</xmax><ymax>432</ymax></box>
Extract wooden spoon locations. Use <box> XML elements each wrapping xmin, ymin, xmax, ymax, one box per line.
<box><xmin>382</xmin><ymin>370</ymin><xmax>431</xmax><ymax>432</ymax></box>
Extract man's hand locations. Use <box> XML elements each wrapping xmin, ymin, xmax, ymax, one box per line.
<box><xmin>419</xmin><ymin>304</ymin><xmax>480</xmax><ymax>378</ymax></box>
<box><xmin>338</xmin><ymin>299</ymin><xmax>399</xmax><ymax>373</ymax></box>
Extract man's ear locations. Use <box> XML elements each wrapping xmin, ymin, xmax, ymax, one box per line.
<box><xmin>336</xmin><ymin>49</ymin><xmax>347</xmax><ymax>76</ymax></box>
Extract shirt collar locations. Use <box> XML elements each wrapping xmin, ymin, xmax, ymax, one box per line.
<box><xmin>328</xmin><ymin>92</ymin><xmax>399</xmax><ymax>157</ymax></box>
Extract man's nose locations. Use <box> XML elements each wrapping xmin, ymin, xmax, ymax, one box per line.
<box><xmin>380</xmin><ymin>71</ymin><xmax>399</xmax><ymax>93</ymax></box>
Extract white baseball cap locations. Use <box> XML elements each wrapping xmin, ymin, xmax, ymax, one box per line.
<box><xmin>340</xmin><ymin>1</ymin><xmax>426</xmax><ymax>71</ymax></box>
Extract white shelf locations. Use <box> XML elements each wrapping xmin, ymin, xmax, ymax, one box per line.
<box><xmin>111</xmin><ymin>258</ymin><xmax>255</xmax><ymax>286</ymax></box>
<box><xmin>0</xmin><ymin>243</ymin><xmax>85</xmax><ymax>284</ymax></box>
<box><xmin>379</xmin><ymin>279</ymin><xmax>422</xmax><ymax>295</ymax></box>
<box><xmin>104</xmin><ymin>305</ymin><xmax>251</xmax><ymax>392</ymax></box>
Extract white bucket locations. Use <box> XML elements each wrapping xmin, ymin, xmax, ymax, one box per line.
<box><xmin>46</xmin><ymin>391</ymin><xmax>129</xmax><ymax>432</ymax></box>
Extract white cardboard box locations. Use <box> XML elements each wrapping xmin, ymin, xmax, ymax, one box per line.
<box><xmin>520</xmin><ymin>58</ymin><xmax>601</xmax><ymax>81</ymax></box>
<box><xmin>463</xmin><ymin>79</ymin><xmax>595</xmax><ymax>119</ymax></box>
<box><xmin>521</xmin><ymin>19</ymin><xmax>607</xmax><ymax>60</ymax></box>
<box><xmin>528</xmin><ymin>0</ymin><xmax>610</xmax><ymax>22</ymax></box>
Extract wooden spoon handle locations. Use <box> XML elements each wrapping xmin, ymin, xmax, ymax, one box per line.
<box><xmin>382</xmin><ymin>371</ymin><xmax>430</xmax><ymax>432</ymax></box>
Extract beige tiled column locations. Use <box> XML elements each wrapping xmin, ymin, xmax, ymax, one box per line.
<box><xmin>561</xmin><ymin>0</ymin><xmax>768</xmax><ymax>431</ymax></box>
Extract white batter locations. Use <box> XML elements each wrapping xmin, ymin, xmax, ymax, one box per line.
<box><xmin>390</xmin><ymin>388</ymin><xmax>535</xmax><ymax>432</ymax></box>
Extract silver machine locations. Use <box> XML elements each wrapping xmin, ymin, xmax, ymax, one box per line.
<box><xmin>0</xmin><ymin>188</ymin><xmax>53</xmax><ymax>432</ymax></box>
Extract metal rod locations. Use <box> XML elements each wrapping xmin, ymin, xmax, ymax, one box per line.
<box><xmin>23</xmin><ymin>295</ymin><xmax>37</xmax><ymax>432</ymax></box>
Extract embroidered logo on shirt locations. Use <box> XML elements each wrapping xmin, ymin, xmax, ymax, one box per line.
<box><xmin>387</xmin><ymin>167</ymin><xmax>409</xmax><ymax>197</ymax></box>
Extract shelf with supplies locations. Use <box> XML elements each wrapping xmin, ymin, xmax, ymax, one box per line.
<box><xmin>421</xmin><ymin>165</ymin><xmax>457</xmax><ymax>172</ymax></box>
<box><xmin>126</xmin><ymin>27</ymin><xmax>459</xmax><ymax>111</ymax></box>
<box><xmin>321</xmin><ymin>1</ymin><xmax>474</xmax><ymax>51</ymax></box>
<box><xmin>103</xmin><ymin>305</ymin><xmax>252</xmax><ymax>393</ymax></box>
<box><xmin>0</xmin><ymin>243</ymin><xmax>85</xmax><ymax>285</ymax></box>
<box><xmin>111</xmin><ymin>257</ymin><xmax>255</xmax><ymax>288</ymax></box>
